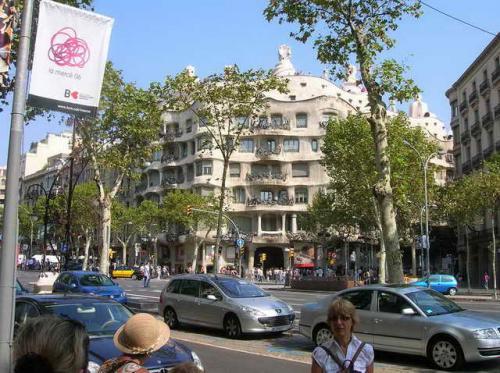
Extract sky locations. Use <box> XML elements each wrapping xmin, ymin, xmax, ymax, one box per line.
<box><xmin>0</xmin><ymin>0</ymin><xmax>499</xmax><ymax>165</ymax></box>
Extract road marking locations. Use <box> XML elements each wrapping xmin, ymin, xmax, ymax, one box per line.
<box><xmin>127</xmin><ymin>293</ymin><xmax>159</xmax><ymax>299</ymax></box>
<box><xmin>174</xmin><ymin>337</ymin><xmax>311</xmax><ymax>365</ymax></box>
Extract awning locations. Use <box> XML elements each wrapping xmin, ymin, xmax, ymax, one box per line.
<box><xmin>294</xmin><ymin>263</ymin><xmax>314</xmax><ymax>268</ymax></box>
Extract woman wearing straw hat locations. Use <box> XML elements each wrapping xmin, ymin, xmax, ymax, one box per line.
<box><xmin>98</xmin><ymin>313</ymin><xmax>170</xmax><ymax>373</ymax></box>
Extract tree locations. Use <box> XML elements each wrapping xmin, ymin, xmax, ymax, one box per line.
<box><xmin>310</xmin><ymin>114</ymin><xmax>437</xmax><ymax>281</ymax></box>
<box><xmin>111</xmin><ymin>201</ymin><xmax>137</xmax><ymax>266</ymax></box>
<box><xmin>265</xmin><ymin>0</ymin><xmax>422</xmax><ymax>282</ymax></box>
<box><xmin>159</xmin><ymin>190</ymin><xmax>217</xmax><ymax>271</ymax></box>
<box><xmin>78</xmin><ymin>62</ymin><xmax>163</xmax><ymax>275</ymax></box>
<box><xmin>159</xmin><ymin>66</ymin><xmax>288</xmax><ymax>272</ymax></box>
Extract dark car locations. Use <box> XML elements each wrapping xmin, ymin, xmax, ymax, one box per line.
<box><xmin>16</xmin><ymin>279</ymin><xmax>28</xmax><ymax>295</ymax></box>
<box><xmin>15</xmin><ymin>295</ymin><xmax>204</xmax><ymax>373</ymax></box>
<box><xmin>53</xmin><ymin>271</ymin><xmax>127</xmax><ymax>304</ymax></box>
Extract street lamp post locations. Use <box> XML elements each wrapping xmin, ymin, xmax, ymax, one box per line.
<box><xmin>404</xmin><ymin>140</ymin><xmax>445</xmax><ymax>277</ymax></box>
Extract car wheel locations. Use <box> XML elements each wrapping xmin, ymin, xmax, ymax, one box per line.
<box><xmin>448</xmin><ymin>287</ymin><xmax>457</xmax><ymax>296</ymax></box>
<box><xmin>163</xmin><ymin>307</ymin><xmax>179</xmax><ymax>329</ymax></box>
<box><xmin>224</xmin><ymin>315</ymin><xmax>242</xmax><ymax>339</ymax></box>
<box><xmin>313</xmin><ymin>324</ymin><xmax>332</xmax><ymax>346</ymax></box>
<box><xmin>428</xmin><ymin>336</ymin><xmax>464</xmax><ymax>370</ymax></box>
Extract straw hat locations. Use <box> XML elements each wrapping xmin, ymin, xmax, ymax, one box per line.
<box><xmin>114</xmin><ymin>313</ymin><xmax>170</xmax><ymax>355</ymax></box>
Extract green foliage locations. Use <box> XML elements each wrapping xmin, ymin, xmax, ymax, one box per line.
<box><xmin>311</xmin><ymin>114</ymin><xmax>438</xmax><ymax>237</ymax></box>
<box><xmin>71</xmin><ymin>182</ymin><xmax>99</xmax><ymax>236</ymax></box>
<box><xmin>264</xmin><ymin>0</ymin><xmax>421</xmax><ymax>103</ymax></box>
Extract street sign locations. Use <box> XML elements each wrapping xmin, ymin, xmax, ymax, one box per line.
<box><xmin>235</xmin><ymin>238</ymin><xmax>245</xmax><ymax>248</ymax></box>
<box><xmin>60</xmin><ymin>243</ymin><xmax>68</xmax><ymax>253</ymax></box>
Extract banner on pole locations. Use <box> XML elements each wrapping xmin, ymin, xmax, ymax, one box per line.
<box><xmin>28</xmin><ymin>0</ymin><xmax>113</xmax><ymax>117</ymax></box>
<box><xmin>0</xmin><ymin>1</ymin><xmax>17</xmax><ymax>88</ymax></box>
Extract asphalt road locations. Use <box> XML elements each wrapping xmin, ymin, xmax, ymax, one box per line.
<box><xmin>16</xmin><ymin>272</ymin><xmax>500</xmax><ymax>372</ymax></box>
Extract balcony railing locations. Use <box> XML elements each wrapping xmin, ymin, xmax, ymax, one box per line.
<box><xmin>161</xmin><ymin>153</ymin><xmax>178</xmax><ymax>163</ymax></box>
<box><xmin>246</xmin><ymin>172</ymin><xmax>287</xmax><ymax>182</ymax></box>
<box><xmin>460</xmin><ymin>130</ymin><xmax>470</xmax><ymax>143</ymax></box>
<box><xmin>246</xmin><ymin>197</ymin><xmax>294</xmax><ymax>206</ymax></box>
<box><xmin>159</xmin><ymin>131</ymin><xmax>175</xmax><ymax>141</ymax></box>
<box><xmin>450</xmin><ymin>116</ymin><xmax>459</xmax><ymax>129</ymax></box>
<box><xmin>482</xmin><ymin>111</ymin><xmax>493</xmax><ymax>130</ymax></box>
<box><xmin>162</xmin><ymin>176</ymin><xmax>178</xmax><ymax>186</ymax></box>
<box><xmin>175</xmin><ymin>130</ymin><xmax>183</xmax><ymax>138</ymax></box>
<box><xmin>479</xmin><ymin>80</ymin><xmax>490</xmax><ymax>96</ymax></box>
<box><xmin>471</xmin><ymin>154</ymin><xmax>482</xmax><ymax>168</ymax></box>
<box><xmin>483</xmin><ymin>145</ymin><xmax>494</xmax><ymax>159</ymax></box>
<box><xmin>492</xmin><ymin>66</ymin><xmax>500</xmax><ymax>86</ymax></box>
<box><xmin>250</xmin><ymin>117</ymin><xmax>290</xmax><ymax>131</ymax></box>
<box><xmin>468</xmin><ymin>90</ymin><xmax>478</xmax><ymax>106</ymax></box>
<box><xmin>462</xmin><ymin>160</ymin><xmax>472</xmax><ymax>174</ymax></box>
<box><xmin>459</xmin><ymin>101</ymin><xmax>468</xmax><ymax>114</ymax></box>
<box><xmin>494</xmin><ymin>104</ymin><xmax>500</xmax><ymax>120</ymax></box>
<box><xmin>470</xmin><ymin>121</ymin><xmax>481</xmax><ymax>137</ymax></box>
<box><xmin>255</xmin><ymin>145</ymin><xmax>282</xmax><ymax>158</ymax></box>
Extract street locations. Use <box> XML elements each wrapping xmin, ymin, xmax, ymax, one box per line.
<box><xmin>16</xmin><ymin>271</ymin><xmax>500</xmax><ymax>372</ymax></box>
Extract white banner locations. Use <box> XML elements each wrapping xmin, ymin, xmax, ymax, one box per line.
<box><xmin>28</xmin><ymin>0</ymin><xmax>113</xmax><ymax>116</ymax></box>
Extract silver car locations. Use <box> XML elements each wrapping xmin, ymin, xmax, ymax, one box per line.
<box><xmin>159</xmin><ymin>274</ymin><xmax>295</xmax><ymax>338</ymax></box>
<box><xmin>299</xmin><ymin>284</ymin><xmax>500</xmax><ymax>370</ymax></box>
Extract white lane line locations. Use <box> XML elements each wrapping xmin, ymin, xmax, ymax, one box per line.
<box><xmin>127</xmin><ymin>293</ymin><xmax>159</xmax><ymax>300</ymax></box>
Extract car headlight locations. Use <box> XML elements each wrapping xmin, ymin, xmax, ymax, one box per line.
<box><xmin>87</xmin><ymin>361</ymin><xmax>100</xmax><ymax>373</ymax></box>
<box><xmin>473</xmin><ymin>328</ymin><xmax>500</xmax><ymax>339</ymax></box>
<box><xmin>191</xmin><ymin>351</ymin><xmax>204</xmax><ymax>372</ymax></box>
<box><xmin>241</xmin><ymin>306</ymin><xmax>266</xmax><ymax>317</ymax></box>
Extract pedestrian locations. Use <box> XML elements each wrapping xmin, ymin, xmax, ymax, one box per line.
<box><xmin>98</xmin><ymin>313</ymin><xmax>170</xmax><ymax>373</ymax></box>
<box><xmin>13</xmin><ymin>314</ymin><xmax>89</xmax><ymax>373</ymax></box>
<box><xmin>143</xmin><ymin>262</ymin><xmax>151</xmax><ymax>288</ymax></box>
<box><xmin>483</xmin><ymin>272</ymin><xmax>490</xmax><ymax>290</ymax></box>
<box><xmin>311</xmin><ymin>298</ymin><xmax>374</xmax><ymax>373</ymax></box>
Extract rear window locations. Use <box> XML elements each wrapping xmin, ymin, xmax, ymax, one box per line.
<box><xmin>167</xmin><ymin>280</ymin><xmax>181</xmax><ymax>294</ymax></box>
<box><xmin>179</xmin><ymin>280</ymin><xmax>199</xmax><ymax>297</ymax></box>
<box><xmin>442</xmin><ymin>275</ymin><xmax>456</xmax><ymax>283</ymax></box>
<box><xmin>79</xmin><ymin>274</ymin><xmax>114</xmax><ymax>287</ymax></box>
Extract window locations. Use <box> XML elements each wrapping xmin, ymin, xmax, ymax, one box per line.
<box><xmin>229</xmin><ymin>163</ymin><xmax>241</xmax><ymax>177</ymax></box>
<box><xmin>180</xmin><ymin>143</ymin><xmax>187</xmax><ymax>158</ymax></box>
<box><xmin>190</xmin><ymin>141</ymin><xmax>196</xmax><ymax>155</ymax></box>
<box><xmin>377</xmin><ymin>291</ymin><xmax>413</xmax><ymax>314</ymax></box>
<box><xmin>474</xmin><ymin>110</ymin><xmax>479</xmax><ymax>123</ymax></box>
<box><xmin>271</xmin><ymin>114</ymin><xmax>283</xmax><ymax>126</ymax></box>
<box><xmin>311</xmin><ymin>139</ymin><xmax>318</xmax><ymax>152</ymax></box>
<box><xmin>236</xmin><ymin>116</ymin><xmax>248</xmax><ymax>128</ymax></box>
<box><xmin>284</xmin><ymin>138</ymin><xmax>299</xmax><ymax>152</ymax></box>
<box><xmin>199</xmin><ymin>160</ymin><xmax>212</xmax><ymax>175</ymax></box>
<box><xmin>233</xmin><ymin>187</ymin><xmax>245</xmax><ymax>203</ymax></box>
<box><xmin>292</xmin><ymin>163</ymin><xmax>309</xmax><ymax>177</ymax></box>
<box><xmin>264</xmin><ymin>139</ymin><xmax>277</xmax><ymax>151</ymax></box>
<box><xmin>179</xmin><ymin>280</ymin><xmax>200</xmax><ymax>297</ymax></box>
<box><xmin>187</xmin><ymin>164</ymin><xmax>194</xmax><ymax>181</ymax></box>
<box><xmin>186</xmin><ymin>119</ymin><xmax>192</xmax><ymax>133</ymax></box>
<box><xmin>197</xmin><ymin>136</ymin><xmax>211</xmax><ymax>151</ymax></box>
<box><xmin>199</xmin><ymin>281</ymin><xmax>222</xmax><ymax>299</ymax></box>
<box><xmin>442</xmin><ymin>275</ymin><xmax>456</xmax><ymax>283</ymax></box>
<box><xmin>260</xmin><ymin>190</ymin><xmax>273</xmax><ymax>201</ymax></box>
<box><xmin>428</xmin><ymin>275</ymin><xmax>440</xmax><ymax>283</ymax></box>
<box><xmin>296</xmin><ymin>113</ymin><xmax>308</xmax><ymax>128</ymax></box>
<box><xmin>340</xmin><ymin>291</ymin><xmax>373</xmax><ymax>311</ymax></box>
<box><xmin>239</xmin><ymin>139</ymin><xmax>254</xmax><ymax>153</ymax></box>
<box><xmin>251</xmin><ymin>164</ymin><xmax>268</xmax><ymax>175</ymax></box>
<box><xmin>166</xmin><ymin>279</ymin><xmax>181</xmax><ymax>294</ymax></box>
<box><xmin>295</xmin><ymin>187</ymin><xmax>308</xmax><ymax>204</ymax></box>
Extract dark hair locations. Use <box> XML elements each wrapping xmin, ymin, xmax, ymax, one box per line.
<box><xmin>14</xmin><ymin>315</ymin><xmax>89</xmax><ymax>373</ymax></box>
<box><xmin>14</xmin><ymin>353</ymin><xmax>53</xmax><ymax>373</ymax></box>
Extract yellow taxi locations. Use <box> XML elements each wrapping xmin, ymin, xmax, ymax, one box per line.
<box><xmin>111</xmin><ymin>266</ymin><xmax>142</xmax><ymax>279</ymax></box>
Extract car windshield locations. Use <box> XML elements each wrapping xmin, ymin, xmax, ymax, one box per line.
<box><xmin>79</xmin><ymin>274</ymin><xmax>114</xmax><ymax>287</ymax></box>
<box><xmin>406</xmin><ymin>289</ymin><xmax>464</xmax><ymax>316</ymax></box>
<box><xmin>214</xmin><ymin>278</ymin><xmax>267</xmax><ymax>298</ymax></box>
<box><xmin>46</xmin><ymin>302</ymin><xmax>133</xmax><ymax>336</ymax></box>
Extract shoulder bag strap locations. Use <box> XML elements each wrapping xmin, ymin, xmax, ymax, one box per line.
<box><xmin>346</xmin><ymin>342</ymin><xmax>366</xmax><ymax>370</ymax></box>
<box><xmin>320</xmin><ymin>345</ymin><xmax>346</xmax><ymax>371</ymax></box>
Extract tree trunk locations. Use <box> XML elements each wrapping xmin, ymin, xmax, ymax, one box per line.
<box><xmin>82</xmin><ymin>229</ymin><xmax>91</xmax><ymax>271</ymax></box>
<box><xmin>213</xmin><ymin>159</ymin><xmax>229</xmax><ymax>273</ymax></box>
<box><xmin>491</xmin><ymin>213</ymin><xmax>497</xmax><ymax>300</ymax></box>
<box><xmin>122</xmin><ymin>242</ymin><xmax>127</xmax><ymax>266</ymax></box>
<box><xmin>99</xmin><ymin>197</ymin><xmax>112</xmax><ymax>275</ymax></box>
<box><xmin>465</xmin><ymin>227</ymin><xmax>471</xmax><ymax>294</ymax></box>
<box><xmin>378</xmin><ymin>238</ymin><xmax>387</xmax><ymax>284</ymax></box>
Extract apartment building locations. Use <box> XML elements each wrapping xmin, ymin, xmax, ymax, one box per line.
<box><xmin>446</xmin><ymin>33</ymin><xmax>500</xmax><ymax>285</ymax></box>
<box><xmin>135</xmin><ymin>45</ymin><xmax>453</xmax><ymax>274</ymax></box>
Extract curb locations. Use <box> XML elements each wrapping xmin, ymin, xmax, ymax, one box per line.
<box><xmin>126</xmin><ymin>300</ymin><xmax>158</xmax><ymax>313</ymax></box>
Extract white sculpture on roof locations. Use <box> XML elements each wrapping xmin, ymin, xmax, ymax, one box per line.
<box><xmin>342</xmin><ymin>64</ymin><xmax>362</xmax><ymax>94</ymax></box>
<box><xmin>409</xmin><ymin>94</ymin><xmax>430</xmax><ymax>119</ymax></box>
<box><xmin>273</xmin><ymin>44</ymin><xmax>296</xmax><ymax>76</ymax></box>
<box><xmin>185</xmin><ymin>65</ymin><xmax>196</xmax><ymax>77</ymax></box>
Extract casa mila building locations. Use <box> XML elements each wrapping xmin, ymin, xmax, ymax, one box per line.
<box><xmin>134</xmin><ymin>45</ymin><xmax>453</xmax><ymax>275</ymax></box>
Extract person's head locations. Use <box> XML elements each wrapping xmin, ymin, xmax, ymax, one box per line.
<box><xmin>170</xmin><ymin>362</ymin><xmax>203</xmax><ymax>373</ymax></box>
<box><xmin>327</xmin><ymin>298</ymin><xmax>358</xmax><ymax>339</ymax></box>
<box><xmin>113</xmin><ymin>313</ymin><xmax>170</xmax><ymax>360</ymax></box>
<box><xmin>14</xmin><ymin>315</ymin><xmax>89</xmax><ymax>373</ymax></box>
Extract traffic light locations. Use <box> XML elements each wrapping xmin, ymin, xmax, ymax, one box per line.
<box><xmin>186</xmin><ymin>205</ymin><xmax>193</xmax><ymax>215</ymax></box>
<box><xmin>289</xmin><ymin>249</ymin><xmax>294</xmax><ymax>258</ymax></box>
<box><xmin>262</xmin><ymin>253</ymin><xmax>267</xmax><ymax>261</ymax></box>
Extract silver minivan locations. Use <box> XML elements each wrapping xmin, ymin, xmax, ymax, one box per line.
<box><xmin>159</xmin><ymin>274</ymin><xmax>295</xmax><ymax>338</ymax></box>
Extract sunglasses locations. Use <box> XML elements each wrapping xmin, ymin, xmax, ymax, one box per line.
<box><xmin>329</xmin><ymin>315</ymin><xmax>352</xmax><ymax>322</ymax></box>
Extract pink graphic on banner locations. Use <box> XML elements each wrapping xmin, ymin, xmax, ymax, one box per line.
<box><xmin>48</xmin><ymin>27</ymin><xmax>90</xmax><ymax>68</ymax></box>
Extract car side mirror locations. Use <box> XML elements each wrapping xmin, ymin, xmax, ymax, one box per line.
<box><xmin>207</xmin><ymin>294</ymin><xmax>217</xmax><ymax>301</ymax></box>
<box><xmin>402</xmin><ymin>307</ymin><xmax>417</xmax><ymax>316</ymax></box>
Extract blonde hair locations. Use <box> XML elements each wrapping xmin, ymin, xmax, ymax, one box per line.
<box><xmin>14</xmin><ymin>315</ymin><xmax>89</xmax><ymax>373</ymax></box>
<box><xmin>327</xmin><ymin>298</ymin><xmax>359</xmax><ymax>333</ymax></box>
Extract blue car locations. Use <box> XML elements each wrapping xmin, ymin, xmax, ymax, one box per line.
<box><xmin>15</xmin><ymin>295</ymin><xmax>204</xmax><ymax>372</ymax></box>
<box><xmin>52</xmin><ymin>271</ymin><xmax>127</xmax><ymax>303</ymax></box>
<box><xmin>410</xmin><ymin>274</ymin><xmax>458</xmax><ymax>295</ymax></box>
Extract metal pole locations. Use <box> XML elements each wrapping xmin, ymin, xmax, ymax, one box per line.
<box><xmin>420</xmin><ymin>205</ymin><xmax>425</xmax><ymax>275</ymax></box>
<box><xmin>64</xmin><ymin>117</ymin><xmax>77</xmax><ymax>269</ymax></box>
<box><xmin>0</xmin><ymin>0</ymin><xmax>34</xmax><ymax>370</ymax></box>
<box><xmin>424</xmin><ymin>157</ymin><xmax>431</xmax><ymax>277</ymax></box>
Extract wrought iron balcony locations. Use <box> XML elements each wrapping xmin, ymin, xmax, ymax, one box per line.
<box><xmin>159</xmin><ymin>130</ymin><xmax>175</xmax><ymax>141</ymax></box>
<box><xmin>162</xmin><ymin>176</ymin><xmax>178</xmax><ymax>186</ymax></box>
<box><xmin>175</xmin><ymin>130</ymin><xmax>183</xmax><ymax>138</ymax></box>
<box><xmin>471</xmin><ymin>154</ymin><xmax>482</xmax><ymax>168</ymax></box>
<box><xmin>460</xmin><ymin>130</ymin><xmax>470</xmax><ymax>143</ymax></box>
<box><xmin>246</xmin><ymin>172</ymin><xmax>287</xmax><ymax>183</ymax></box>
<box><xmin>483</xmin><ymin>145</ymin><xmax>494</xmax><ymax>159</ymax></box>
<box><xmin>461</xmin><ymin>160</ymin><xmax>472</xmax><ymax>174</ymax></box>
<box><xmin>450</xmin><ymin>116</ymin><xmax>459</xmax><ymax>129</ymax></box>
<box><xmin>468</xmin><ymin>90</ymin><xmax>478</xmax><ymax>107</ymax></box>
<box><xmin>459</xmin><ymin>101</ymin><xmax>468</xmax><ymax>114</ymax></box>
<box><xmin>161</xmin><ymin>153</ymin><xmax>178</xmax><ymax>163</ymax></box>
<box><xmin>319</xmin><ymin>120</ymin><xmax>329</xmax><ymax>129</ymax></box>
<box><xmin>482</xmin><ymin>111</ymin><xmax>493</xmax><ymax>130</ymax></box>
<box><xmin>492</xmin><ymin>66</ymin><xmax>500</xmax><ymax>86</ymax></box>
<box><xmin>255</xmin><ymin>145</ymin><xmax>282</xmax><ymax>158</ymax></box>
<box><xmin>470</xmin><ymin>121</ymin><xmax>481</xmax><ymax>137</ymax></box>
<box><xmin>250</xmin><ymin>117</ymin><xmax>290</xmax><ymax>131</ymax></box>
<box><xmin>246</xmin><ymin>196</ymin><xmax>294</xmax><ymax>206</ymax></box>
<box><xmin>494</xmin><ymin>104</ymin><xmax>500</xmax><ymax>120</ymax></box>
<box><xmin>479</xmin><ymin>80</ymin><xmax>490</xmax><ymax>96</ymax></box>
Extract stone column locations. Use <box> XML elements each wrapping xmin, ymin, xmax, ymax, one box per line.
<box><xmin>247</xmin><ymin>245</ymin><xmax>255</xmax><ymax>274</ymax></box>
<box><xmin>201</xmin><ymin>243</ymin><xmax>206</xmax><ymax>273</ymax></box>
<box><xmin>291</xmin><ymin>214</ymin><xmax>297</xmax><ymax>233</ymax></box>
<box><xmin>411</xmin><ymin>241</ymin><xmax>417</xmax><ymax>276</ymax></box>
<box><xmin>283</xmin><ymin>249</ymin><xmax>290</xmax><ymax>269</ymax></box>
<box><xmin>281</xmin><ymin>213</ymin><xmax>286</xmax><ymax>236</ymax></box>
<box><xmin>170</xmin><ymin>246</ymin><xmax>176</xmax><ymax>273</ymax></box>
<box><xmin>257</xmin><ymin>214</ymin><xmax>262</xmax><ymax>236</ymax></box>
